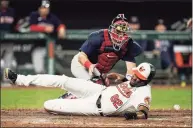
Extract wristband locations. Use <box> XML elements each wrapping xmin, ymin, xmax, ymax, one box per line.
<box><xmin>84</xmin><ymin>60</ymin><xmax>92</xmax><ymax>69</ymax></box>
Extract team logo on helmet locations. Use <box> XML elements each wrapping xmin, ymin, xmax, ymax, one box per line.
<box><xmin>139</xmin><ymin>66</ymin><xmax>145</xmax><ymax>72</ymax></box>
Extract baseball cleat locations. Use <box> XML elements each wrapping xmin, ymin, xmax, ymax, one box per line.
<box><xmin>58</xmin><ymin>92</ymin><xmax>77</xmax><ymax>99</ymax></box>
<box><xmin>4</xmin><ymin>68</ymin><xmax>17</xmax><ymax>84</ymax></box>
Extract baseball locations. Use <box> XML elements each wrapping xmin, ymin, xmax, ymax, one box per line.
<box><xmin>173</xmin><ymin>104</ymin><xmax>180</xmax><ymax>110</ymax></box>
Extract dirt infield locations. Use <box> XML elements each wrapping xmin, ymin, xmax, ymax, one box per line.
<box><xmin>1</xmin><ymin>109</ymin><xmax>192</xmax><ymax>127</ymax></box>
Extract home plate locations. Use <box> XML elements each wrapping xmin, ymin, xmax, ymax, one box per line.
<box><xmin>148</xmin><ymin>118</ymin><xmax>169</xmax><ymax>121</ymax></box>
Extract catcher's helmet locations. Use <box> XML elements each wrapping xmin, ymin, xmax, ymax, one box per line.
<box><xmin>41</xmin><ymin>0</ymin><xmax>50</xmax><ymax>8</ymax></box>
<box><xmin>109</xmin><ymin>14</ymin><xmax>131</xmax><ymax>51</ymax></box>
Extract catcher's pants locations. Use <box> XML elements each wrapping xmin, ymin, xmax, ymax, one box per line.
<box><xmin>16</xmin><ymin>74</ymin><xmax>106</xmax><ymax>116</ymax></box>
<box><xmin>71</xmin><ymin>53</ymin><xmax>91</xmax><ymax>80</ymax></box>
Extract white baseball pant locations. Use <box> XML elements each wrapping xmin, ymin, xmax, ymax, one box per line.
<box><xmin>15</xmin><ymin>74</ymin><xmax>106</xmax><ymax>115</ymax></box>
<box><xmin>71</xmin><ymin>52</ymin><xmax>91</xmax><ymax>80</ymax></box>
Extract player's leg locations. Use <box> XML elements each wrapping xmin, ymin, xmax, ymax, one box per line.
<box><xmin>5</xmin><ymin>68</ymin><xmax>106</xmax><ymax>98</ymax></box>
<box><xmin>71</xmin><ymin>53</ymin><xmax>91</xmax><ymax>80</ymax></box>
<box><xmin>62</xmin><ymin>52</ymin><xmax>92</xmax><ymax>99</ymax></box>
<box><xmin>44</xmin><ymin>94</ymin><xmax>101</xmax><ymax>116</ymax></box>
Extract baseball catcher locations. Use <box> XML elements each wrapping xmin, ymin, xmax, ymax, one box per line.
<box><xmin>64</xmin><ymin>14</ymin><xmax>142</xmax><ymax>99</ymax></box>
<box><xmin>5</xmin><ymin>62</ymin><xmax>155</xmax><ymax>120</ymax></box>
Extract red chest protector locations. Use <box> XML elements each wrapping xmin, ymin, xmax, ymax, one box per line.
<box><xmin>96</xmin><ymin>29</ymin><xmax>129</xmax><ymax>73</ymax></box>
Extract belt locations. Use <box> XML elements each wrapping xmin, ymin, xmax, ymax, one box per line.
<box><xmin>96</xmin><ymin>94</ymin><xmax>104</xmax><ymax>116</ymax></box>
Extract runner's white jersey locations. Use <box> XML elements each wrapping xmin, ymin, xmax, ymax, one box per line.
<box><xmin>101</xmin><ymin>81</ymin><xmax>151</xmax><ymax>116</ymax></box>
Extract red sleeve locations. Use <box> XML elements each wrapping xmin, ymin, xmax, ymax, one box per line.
<box><xmin>30</xmin><ymin>24</ymin><xmax>46</xmax><ymax>32</ymax></box>
<box><xmin>57</xmin><ymin>24</ymin><xmax>66</xmax><ymax>32</ymax></box>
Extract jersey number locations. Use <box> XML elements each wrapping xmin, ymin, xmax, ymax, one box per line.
<box><xmin>110</xmin><ymin>94</ymin><xmax>123</xmax><ymax>109</ymax></box>
<box><xmin>119</xmin><ymin>83</ymin><xmax>133</xmax><ymax>98</ymax></box>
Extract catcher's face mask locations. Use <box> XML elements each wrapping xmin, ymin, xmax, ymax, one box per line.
<box><xmin>109</xmin><ymin>20</ymin><xmax>131</xmax><ymax>51</ymax></box>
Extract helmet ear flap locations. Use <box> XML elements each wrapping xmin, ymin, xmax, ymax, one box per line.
<box><xmin>146</xmin><ymin>64</ymin><xmax>156</xmax><ymax>84</ymax></box>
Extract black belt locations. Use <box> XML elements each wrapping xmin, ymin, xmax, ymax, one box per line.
<box><xmin>96</xmin><ymin>94</ymin><xmax>104</xmax><ymax>116</ymax></box>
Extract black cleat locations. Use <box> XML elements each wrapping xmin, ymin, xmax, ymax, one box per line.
<box><xmin>4</xmin><ymin>68</ymin><xmax>17</xmax><ymax>84</ymax></box>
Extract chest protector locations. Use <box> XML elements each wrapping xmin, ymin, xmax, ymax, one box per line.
<box><xmin>96</xmin><ymin>29</ymin><xmax>130</xmax><ymax>73</ymax></box>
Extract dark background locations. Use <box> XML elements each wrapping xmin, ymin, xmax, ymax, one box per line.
<box><xmin>10</xmin><ymin>0</ymin><xmax>192</xmax><ymax>30</ymax></box>
<box><xmin>1</xmin><ymin>0</ymin><xmax>192</xmax><ymax>82</ymax></box>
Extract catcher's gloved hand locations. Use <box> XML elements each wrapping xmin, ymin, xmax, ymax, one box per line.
<box><xmin>90</xmin><ymin>75</ymin><xmax>110</xmax><ymax>86</ymax></box>
<box><xmin>124</xmin><ymin>112</ymin><xmax>137</xmax><ymax>120</ymax></box>
<box><xmin>91</xmin><ymin>76</ymin><xmax>102</xmax><ymax>84</ymax></box>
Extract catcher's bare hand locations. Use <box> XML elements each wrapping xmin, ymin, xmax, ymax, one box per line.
<box><xmin>89</xmin><ymin>64</ymin><xmax>98</xmax><ymax>76</ymax></box>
